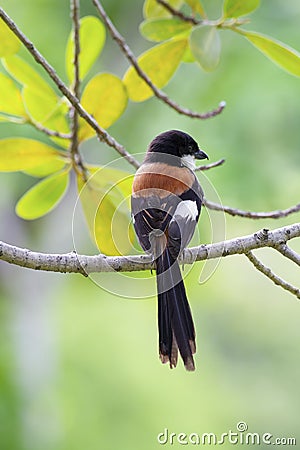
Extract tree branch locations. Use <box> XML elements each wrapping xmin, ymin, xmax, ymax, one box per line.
<box><xmin>92</xmin><ymin>0</ymin><xmax>226</xmax><ymax>120</ymax></box>
<box><xmin>203</xmin><ymin>199</ymin><xmax>300</xmax><ymax>219</ymax></box>
<box><xmin>156</xmin><ymin>0</ymin><xmax>201</xmax><ymax>25</ymax></box>
<box><xmin>156</xmin><ymin>0</ymin><xmax>249</xmax><ymax>28</ymax></box>
<box><xmin>70</xmin><ymin>0</ymin><xmax>81</xmax><ymax>101</ymax></box>
<box><xmin>196</xmin><ymin>158</ymin><xmax>225</xmax><ymax>171</ymax></box>
<box><xmin>0</xmin><ymin>7</ymin><xmax>140</xmax><ymax>170</ymax></box>
<box><xmin>29</xmin><ymin>120</ymin><xmax>72</xmax><ymax>139</ymax></box>
<box><xmin>1</xmin><ymin>223</ymin><xmax>299</xmax><ymax>275</ymax></box>
<box><xmin>69</xmin><ymin>0</ymin><xmax>87</xmax><ymax>179</ymax></box>
<box><xmin>246</xmin><ymin>251</ymin><xmax>300</xmax><ymax>299</ymax></box>
<box><xmin>275</xmin><ymin>243</ymin><xmax>300</xmax><ymax>266</ymax></box>
<box><xmin>70</xmin><ymin>0</ymin><xmax>81</xmax><ymax>142</ymax></box>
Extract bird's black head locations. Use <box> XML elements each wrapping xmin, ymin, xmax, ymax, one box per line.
<box><xmin>145</xmin><ymin>130</ymin><xmax>208</xmax><ymax>167</ymax></box>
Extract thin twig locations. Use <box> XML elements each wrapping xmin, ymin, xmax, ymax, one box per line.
<box><xmin>276</xmin><ymin>243</ymin><xmax>300</xmax><ymax>266</ymax></box>
<box><xmin>1</xmin><ymin>223</ymin><xmax>299</xmax><ymax>274</ymax></box>
<box><xmin>30</xmin><ymin>121</ymin><xmax>72</xmax><ymax>139</ymax></box>
<box><xmin>156</xmin><ymin>0</ymin><xmax>249</xmax><ymax>28</ymax></box>
<box><xmin>69</xmin><ymin>0</ymin><xmax>86</xmax><ymax>177</ymax></box>
<box><xmin>204</xmin><ymin>199</ymin><xmax>300</xmax><ymax>219</ymax></box>
<box><xmin>196</xmin><ymin>158</ymin><xmax>225</xmax><ymax>171</ymax></box>
<box><xmin>156</xmin><ymin>0</ymin><xmax>201</xmax><ymax>25</ymax></box>
<box><xmin>71</xmin><ymin>0</ymin><xmax>81</xmax><ymax>100</ymax></box>
<box><xmin>0</xmin><ymin>7</ymin><xmax>140</xmax><ymax>170</ymax></box>
<box><xmin>246</xmin><ymin>251</ymin><xmax>300</xmax><ymax>300</ymax></box>
<box><xmin>92</xmin><ymin>0</ymin><xmax>226</xmax><ymax>120</ymax></box>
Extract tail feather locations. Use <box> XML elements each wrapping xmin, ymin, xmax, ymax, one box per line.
<box><xmin>156</xmin><ymin>247</ymin><xmax>196</xmax><ymax>371</ymax></box>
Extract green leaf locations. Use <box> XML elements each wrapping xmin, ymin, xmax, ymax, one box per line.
<box><xmin>185</xmin><ymin>0</ymin><xmax>206</xmax><ymax>17</ymax></box>
<box><xmin>239</xmin><ymin>30</ymin><xmax>300</xmax><ymax>77</ymax></box>
<box><xmin>140</xmin><ymin>18</ymin><xmax>192</xmax><ymax>42</ymax></box>
<box><xmin>16</xmin><ymin>170</ymin><xmax>70</xmax><ymax>220</ymax></box>
<box><xmin>189</xmin><ymin>25</ymin><xmax>221</xmax><ymax>71</ymax></box>
<box><xmin>0</xmin><ymin>73</ymin><xmax>27</xmax><ymax>118</ymax></box>
<box><xmin>77</xmin><ymin>167</ymin><xmax>135</xmax><ymax>255</ymax></box>
<box><xmin>143</xmin><ymin>0</ymin><xmax>184</xmax><ymax>19</ymax></box>
<box><xmin>123</xmin><ymin>38</ymin><xmax>187</xmax><ymax>102</ymax></box>
<box><xmin>223</xmin><ymin>0</ymin><xmax>260</xmax><ymax>18</ymax></box>
<box><xmin>79</xmin><ymin>73</ymin><xmax>128</xmax><ymax>142</ymax></box>
<box><xmin>65</xmin><ymin>16</ymin><xmax>105</xmax><ymax>84</ymax></box>
<box><xmin>0</xmin><ymin>138</ymin><xmax>65</xmax><ymax>172</ymax></box>
<box><xmin>0</xmin><ymin>20</ymin><xmax>21</xmax><ymax>56</ymax></box>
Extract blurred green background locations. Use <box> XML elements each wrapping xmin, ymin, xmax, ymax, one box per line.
<box><xmin>0</xmin><ymin>0</ymin><xmax>300</xmax><ymax>449</ymax></box>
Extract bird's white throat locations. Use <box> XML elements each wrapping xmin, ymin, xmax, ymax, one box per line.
<box><xmin>181</xmin><ymin>154</ymin><xmax>196</xmax><ymax>171</ymax></box>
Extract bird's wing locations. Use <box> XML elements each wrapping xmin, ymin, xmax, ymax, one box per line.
<box><xmin>167</xmin><ymin>180</ymin><xmax>203</xmax><ymax>259</ymax></box>
<box><xmin>131</xmin><ymin>193</ymin><xmax>179</xmax><ymax>253</ymax></box>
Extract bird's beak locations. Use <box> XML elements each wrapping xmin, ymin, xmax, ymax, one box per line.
<box><xmin>195</xmin><ymin>147</ymin><xmax>209</xmax><ymax>160</ymax></box>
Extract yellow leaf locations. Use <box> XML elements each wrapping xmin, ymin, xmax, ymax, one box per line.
<box><xmin>223</xmin><ymin>0</ymin><xmax>260</xmax><ymax>18</ymax></box>
<box><xmin>23</xmin><ymin>87</ymin><xmax>70</xmax><ymax>148</ymax></box>
<box><xmin>239</xmin><ymin>29</ymin><xmax>300</xmax><ymax>77</ymax></box>
<box><xmin>16</xmin><ymin>170</ymin><xmax>70</xmax><ymax>220</ymax></box>
<box><xmin>79</xmin><ymin>73</ymin><xmax>128</xmax><ymax>141</ymax></box>
<box><xmin>0</xmin><ymin>138</ymin><xmax>65</xmax><ymax>172</ymax></box>
<box><xmin>65</xmin><ymin>16</ymin><xmax>105</xmax><ymax>83</ymax></box>
<box><xmin>185</xmin><ymin>0</ymin><xmax>206</xmax><ymax>17</ymax></box>
<box><xmin>78</xmin><ymin>166</ymin><xmax>135</xmax><ymax>255</ymax></box>
<box><xmin>140</xmin><ymin>18</ymin><xmax>192</xmax><ymax>42</ymax></box>
<box><xmin>0</xmin><ymin>20</ymin><xmax>21</xmax><ymax>56</ymax></box>
<box><xmin>3</xmin><ymin>55</ymin><xmax>57</xmax><ymax>101</ymax></box>
<box><xmin>123</xmin><ymin>39</ymin><xmax>187</xmax><ymax>102</ymax></box>
<box><xmin>0</xmin><ymin>73</ymin><xmax>27</xmax><ymax>118</ymax></box>
<box><xmin>23</xmin><ymin>159</ymin><xmax>69</xmax><ymax>177</ymax></box>
<box><xmin>182</xmin><ymin>45</ymin><xmax>196</xmax><ymax>63</ymax></box>
<box><xmin>22</xmin><ymin>85</ymin><xmax>59</xmax><ymax>123</ymax></box>
<box><xmin>3</xmin><ymin>55</ymin><xmax>69</xmax><ymax>141</ymax></box>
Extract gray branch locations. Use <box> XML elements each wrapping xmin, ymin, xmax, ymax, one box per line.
<box><xmin>70</xmin><ymin>0</ymin><xmax>81</xmax><ymax>137</ymax></box>
<box><xmin>246</xmin><ymin>251</ymin><xmax>300</xmax><ymax>299</ymax></box>
<box><xmin>203</xmin><ymin>199</ymin><xmax>300</xmax><ymax>219</ymax></box>
<box><xmin>275</xmin><ymin>243</ymin><xmax>300</xmax><ymax>266</ymax></box>
<box><xmin>156</xmin><ymin>0</ymin><xmax>201</xmax><ymax>25</ymax></box>
<box><xmin>1</xmin><ymin>223</ymin><xmax>299</xmax><ymax>275</ymax></box>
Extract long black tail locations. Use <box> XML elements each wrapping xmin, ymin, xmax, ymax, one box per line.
<box><xmin>156</xmin><ymin>246</ymin><xmax>196</xmax><ymax>371</ymax></box>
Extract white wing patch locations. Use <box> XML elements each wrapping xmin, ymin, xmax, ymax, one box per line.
<box><xmin>173</xmin><ymin>200</ymin><xmax>198</xmax><ymax>221</ymax></box>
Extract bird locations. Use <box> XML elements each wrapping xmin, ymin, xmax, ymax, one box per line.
<box><xmin>131</xmin><ymin>130</ymin><xmax>208</xmax><ymax>371</ymax></box>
